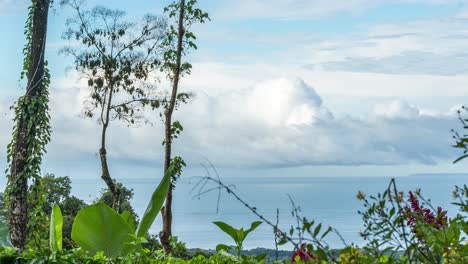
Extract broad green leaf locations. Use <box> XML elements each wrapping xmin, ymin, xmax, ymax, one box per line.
<box><xmin>71</xmin><ymin>202</ymin><xmax>133</xmax><ymax>257</ymax></box>
<box><xmin>49</xmin><ymin>204</ymin><xmax>63</xmax><ymax>251</ymax></box>
<box><xmin>237</xmin><ymin>228</ymin><xmax>245</xmax><ymax>243</ymax></box>
<box><xmin>213</xmin><ymin>221</ymin><xmax>238</xmax><ymax>242</ymax></box>
<box><xmin>136</xmin><ymin>164</ymin><xmax>172</xmax><ymax>237</ymax></box>
<box><xmin>243</xmin><ymin>221</ymin><xmax>262</xmax><ymax>240</ymax></box>
<box><xmin>120</xmin><ymin>211</ymin><xmax>136</xmax><ymax>233</ymax></box>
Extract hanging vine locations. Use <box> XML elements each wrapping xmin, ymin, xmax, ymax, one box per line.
<box><xmin>4</xmin><ymin>0</ymin><xmax>52</xmax><ymax>249</ymax></box>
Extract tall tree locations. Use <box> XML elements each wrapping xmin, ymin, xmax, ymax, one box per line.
<box><xmin>5</xmin><ymin>0</ymin><xmax>52</xmax><ymax>250</ymax></box>
<box><xmin>158</xmin><ymin>0</ymin><xmax>209</xmax><ymax>254</ymax></box>
<box><xmin>61</xmin><ymin>0</ymin><xmax>166</xmax><ymax>211</ymax></box>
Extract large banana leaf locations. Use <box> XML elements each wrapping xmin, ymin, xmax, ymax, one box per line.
<box><xmin>49</xmin><ymin>204</ymin><xmax>63</xmax><ymax>251</ymax></box>
<box><xmin>71</xmin><ymin>202</ymin><xmax>133</xmax><ymax>257</ymax></box>
<box><xmin>135</xmin><ymin>165</ymin><xmax>172</xmax><ymax>237</ymax></box>
<box><xmin>120</xmin><ymin>211</ymin><xmax>136</xmax><ymax>233</ymax></box>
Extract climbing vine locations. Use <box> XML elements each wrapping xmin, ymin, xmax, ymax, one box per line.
<box><xmin>5</xmin><ymin>0</ymin><xmax>52</xmax><ymax>249</ymax></box>
<box><xmin>25</xmin><ymin>179</ymin><xmax>48</xmax><ymax>251</ymax></box>
<box><xmin>158</xmin><ymin>0</ymin><xmax>209</xmax><ymax>253</ymax></box>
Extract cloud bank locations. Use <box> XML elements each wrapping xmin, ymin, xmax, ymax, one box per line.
<box><xmin>0</xmin><ymin>77</ymin><xmax>458</xmax><ymax>170</ymax></box>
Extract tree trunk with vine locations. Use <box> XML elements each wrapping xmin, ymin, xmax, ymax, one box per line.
<box><xmin>8</xmin><ymin>0</ymin><xmax>50</xmax><ymax>250</ymax></box>
<box><xmin>160</xmin><ymin>0</ymin><xmax>186</xmax><ymax>255</ymax></box>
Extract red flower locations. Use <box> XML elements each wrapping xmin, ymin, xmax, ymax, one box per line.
<box><xmin>403</xmin><ymin>191</ymin><xmax>448</xmax><ymax>236</ymax></box>
<box><xmin>291</xmin><ymin>243</ymin><xmax>317</xmax><ymax>263</ymax></box>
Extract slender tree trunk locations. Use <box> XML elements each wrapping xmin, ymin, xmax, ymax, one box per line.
<box><xmin>8</xmin><ymin>0</ymin><xmax>50</xmax><ymax>250</ymax></box>
<box><xmin>160</xmin><ymin>0</ymin><xmax>186</xmax><ymax>255</ymax></box>
<box><xmin>99</xmin><ymin>88</ymin><xmax>121</xmax><ymax>211</ymax></box>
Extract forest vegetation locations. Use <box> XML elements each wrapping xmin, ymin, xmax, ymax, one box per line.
<box><xmin>0</xmin><ymin>0</ymin><xmax>467</xmax><ymax>263</ymax></box>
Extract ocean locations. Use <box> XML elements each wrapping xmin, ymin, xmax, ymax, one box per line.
<box><xmin>67</xmin><ymin>173</ymin><xmax>467</xmax><ymax>250</ymax></box>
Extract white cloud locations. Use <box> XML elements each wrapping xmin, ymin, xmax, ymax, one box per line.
<box><xmin>176</xmin><ymin>78</ymin><xmax>458</xmax><ymax>167</ymax></box>
<box><xmin>0</xmin><ymin>76</ymin><xmax>454</xmax><ymax>170</ymax></box>
<box><xmin>373</xmin><ymin>100</ymin><xmax>420</xmax><ymax>119</ymax></box>
<box><xmin>213</xmin><ymin>0</ymin><xmax>459</xmax><ymax>20</ymax></box>
<box><xmin>187</xmin><ymin>62</ymin><xmax>468</xmax><ymax>101</ymax></box>
<box><xmin>294</xmin><ymin>15</ymin><xmax>468</xmax><ymax>76</ymax></box>
<box><xmin>197</xmin><ymin>2</ymin><xmax>468</xmax><ymax>77</ymax></box>
<box><xmin>0</xmin><ymin>0</ymin><xmax>27</xmax><ymax>14</ymax></box>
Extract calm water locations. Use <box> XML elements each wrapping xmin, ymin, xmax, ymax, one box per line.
<box><xmin>68</xmin><ymin>174</ymin><xmax>466</xmax><ymax>250</ymax></box>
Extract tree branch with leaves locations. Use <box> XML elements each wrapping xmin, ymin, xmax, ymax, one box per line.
<box><xmin>61</xmin><ymin>0</ymin><xmax>166</xmax><ymax>211</ymax></box>
<box><xmin>158</xmin><ymin>0</ymin><xmax>209</xmax><ymax>254</ymax></box>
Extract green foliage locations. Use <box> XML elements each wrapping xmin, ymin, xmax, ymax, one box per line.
<box><xmin>358</xmin><ymin>179</ymin><xmax>468</xmax><ymax>263</ymax></box>
<box><xmin>42</xmin><ymin>174</ymin><xmax>86</xmax><ymax>250</ymax></box>
<box><xmin>37</xmin><ymin>174</ymin><xmax>86</xmax><ymax>250</ymax></box>
<box><xmin>338</xmin><ymin>246</ymin><xmax>378</xmax><ymax>264</ymax></box>
<box><xmin>0</xmin><ymin>214</ymin><xmax>12</xmax><ymax>248</ymax></box>
<box><xmin>213</xmin><ymin>221</ymin><xmax>263</xmax><ymax>258</ymax></box>
<box><xmin>0</xmin><ymin>178</ymin><xmax>467</xmax><ymax>263</ymax></box>
<box><xmin>6</xmin><ymin>0</ymin><xmax>53</xmax><ymax>248</ymax></box>
<box><xmin>61</xmin><ymin>1</ymin><xmax>165</xmax><ymax>126</ymax></box>
<box><xmin>49</xmin><ymin>204</ymin><xmax>63</xmax><ymax>252</ymax></box>
<box><xmin>160</xmin><ymin>0</ymin><xmax>209</xmax><ymax>77</ymax></box>
<box><xmin>71</xmin><ymin>202</ymin><xmax>134</xmax><ymax>257</ymax></box>
<box><xmin>0</xmin><ymin>193</ymin><xmax>5</xmax><ymax>220</ymax></box>
<box><xmin>70</xmin><ymin>164</ymin><xmax>172</xmax><ymax>257</ymax></box>
<box><xmin>169</xmin><ymin>156</ymin><xmax>186</xmax><ymax>187</ymax></box>
<box><xmin>61</xmin><ymin>196</ymin><xmax>87</xmax><ymax>218</ymax></box>
<box><xmin>136</xmin><ymin>164</ymin><xmax>173</xmax><ymax>237</ymax></box>
<box><xmin>0</xmin><ymin>246</ymin><xmax>266</xmax><ymax>263</ymax></box>
<box><xmin>26</xmin><ymin>178</ymin><xmax>49</xmax><ymax>251</ymax></box>
<box><xmin>120</xmin><ymin>211</ymin><xmax>136</xmax><ymax>233</ymax></box>
<box><xmin>163</xmin><ymin>121</ymin><xmax>184</xmax><ymax>146</ymax></box>
<box><xmin>1</xmin><ymin>175</ymin><xmax>83</xmax><ymax>251</ymax></box>
<box><xmin>5</xmin><ymin>88</ymin><xmax>52</xmax><ymax>248</ymax></box>
<box><xmin>41</xmin><ymin>173</ymin><xmax>72</xmax><ymax>214</ymax></box>
<box><xmin>96</xmin><ymin>183</ymin><xmax>138</xmax><ymax>222</ymax></box>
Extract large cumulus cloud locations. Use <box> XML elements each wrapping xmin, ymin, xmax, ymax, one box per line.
<box><xmin>0</xmin><ymin>77</ymin><xmax>455</xmax><ymax>170</ymax></box>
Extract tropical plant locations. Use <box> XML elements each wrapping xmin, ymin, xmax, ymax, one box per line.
<box><xmin>213</xmin><ymin>221</ymin><xmax>263</xmax><ymax>258</ymax></box>
<box><xmin>41</xmin><ymin>174</ymin><xmax>72</xmax><ymax>214</ymax></box>
<box><xmin>49</xmin><ymin>204</ymin><xmax>63</xmax><ymax>252</ymax></box>
<box><xmin>358</xmin><ymin>179</ymin><xmax>468</xmax><ymax>263</ymax></box>
<box><xmin>70</xmin><ymin>160</ymin><xmax>173</xmax><ymax>257</ymax></box>
<box><xmin>96</xmin><ymin>182</ymin><xmax>139</xmax><ymax>225</ymax></box>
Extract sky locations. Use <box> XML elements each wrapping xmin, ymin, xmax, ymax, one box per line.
<box><xmin>1</xmin><ymin>0</ymin><xmax>468</xmax><ymax>182</ymax></box>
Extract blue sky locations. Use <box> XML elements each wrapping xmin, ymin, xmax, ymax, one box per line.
<box><xmin>1</xmin><ymin>0</ymin><xmax>468</xmax><ymax>181</ymax></box>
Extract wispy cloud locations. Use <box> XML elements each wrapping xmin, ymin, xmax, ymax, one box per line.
<box><xmin>0</xmin><ymin>0</ymin><xmax>28</xmax><ymax>14</ymax></box>
<box><xmin>212</xmin><ymin>0</ymin><xmax>463</xmax><ymax>20</ymax></box>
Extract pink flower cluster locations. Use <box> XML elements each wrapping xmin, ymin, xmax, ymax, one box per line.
<box><xmin>404</xmin><ymin>191</ymin><xmax>447</xmax><ymax>234</ymax></box>
<box><xmin>291</xmin><ymin>243</ymin><xmax>317</xmax><ymax>263</ymax></box>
